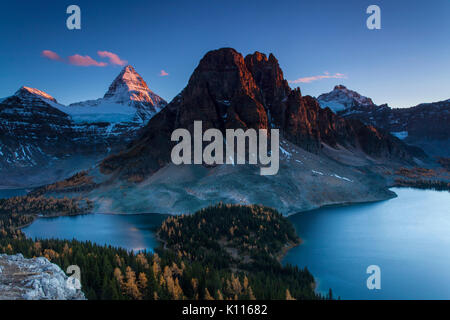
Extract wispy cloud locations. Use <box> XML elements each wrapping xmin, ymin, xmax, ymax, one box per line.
<box><xmin>68</xmin><ymin>54</ymin><xmax>108</xmax><ymax>67</ymax></box>
<box><xmin>41</xmin><ymin>50</ymin><xmax>63</xmax><ymax>61</ymax></box>
<box><xmin>41</xmin><ymin>50</ymin><xmax>126</xmax><ymax>67</ymax></box>
<box><xmin>289</xmin><ymin>72</ymin><xmax>347</xmax><ymax>84</ymax></box>
<box><xmin>159</xmin><ymin>70</ymin><xmax>169</xmax><ymax>76</ymax></box>
<box><xmin>97</xmin><ymin>51</ymin><xmax>127</xmax><ymax>66</ymax></box>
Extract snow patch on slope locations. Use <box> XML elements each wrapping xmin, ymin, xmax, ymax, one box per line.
<box><xmin>391</xmin><ymin>131</ymin><xmax>408</xmax><ymax>140</ymax></box>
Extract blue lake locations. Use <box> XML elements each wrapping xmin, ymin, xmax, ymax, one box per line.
<box><xmin>21</xmin><ymin>187</ymin><xmax>450</xmax><ymax>299</ymax></box>
<box><xmin>23</xmin><ymin>213</ymin><xmax>167</xmax><ymax>252</ymax></box>
<box><xmin>285</xmin><ymin>188</ymin><xmax>450</xmax><ymax>300</ymax></box>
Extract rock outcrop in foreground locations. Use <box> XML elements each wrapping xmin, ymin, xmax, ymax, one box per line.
<box><xmin>0</xmin><ymin>254</ymin><xmax>85</xmax><ymax>300</ymax></box>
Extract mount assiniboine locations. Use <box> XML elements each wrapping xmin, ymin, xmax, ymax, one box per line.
<box><xmin>63</xmin><ymin>65</ymin><xmax>167</xmax><ymax>123</ymax></box>
<box><xmin>35</xmin><ymin>48</ymin><xmax>433</xmax><ymax>215</ymax></box>
<box><xmin>0</xmin><ymin>66</ymin><xmax>166</xmax><ymax>187</ymax></box>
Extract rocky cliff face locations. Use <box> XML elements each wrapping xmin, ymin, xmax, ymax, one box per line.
<box><xmin>100</xmin><ymin>48</ymin><xmax>423</xmax><ymax>181</ymax></box>
<box><xmin>0</xmin><ymin>254</ymin><xmax>85</xmax><ymax>300</ymax></box>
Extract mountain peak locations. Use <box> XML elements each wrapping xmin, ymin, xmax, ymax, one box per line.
<box><xmin>117</xmin><ymin>65</ymin><xmax>141</xmax><ymax>81</ymax></box>
<box><xmin>101</xmin><ymin>65</ymin><xmax>167</xmax><ymax>120</ymax></box>
<box><xmin>65</xmin><ymin>65</ymin><xmax>167</xmax><ymax>122</ymax></box>
<box><xmin>104</xmin><ymin>65</ymin><xmax>148</xmax><ymax>100</ymax></box>
<box><xmin>195</xmin><ymin>48</ymin><xmax>245</xmax><ymax>73</ymax></box>
<box><xmin>15</xmin><ymin>86</ymin><xmax>58</xmax><ymax>103</ymax></box>
<box><xmin>318</xmin><ymin>85</ymin><xmax>375</xmax><ymax>112</ymax></box>
<box><xmin>334</xmin><ymin>84</ymin><xmax>347</xmax><ymax>90</ymax></box>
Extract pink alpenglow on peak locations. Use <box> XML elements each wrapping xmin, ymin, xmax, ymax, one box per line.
<box><xmin>104</xmin><ymin>65</ymin><xmax>167</xmax><ymax>107</ymax></box>
<box><xmin>67</xmin><ymin>65</ymin><xmax>167</xmax><ymax>123</ymax></box>
<box><xmin>15</xmin><ymin>86</ymin><xmax>58</xmax><ymax>103</ymax></box>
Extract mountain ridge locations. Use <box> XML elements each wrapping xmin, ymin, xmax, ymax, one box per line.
<box><xmin>317</xmin><ymin>85</ymin><xmax>450</xmax><ymax>157</ymax></box>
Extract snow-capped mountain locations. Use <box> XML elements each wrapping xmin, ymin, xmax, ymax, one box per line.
<box><xmin>1</xmin><ymin>87</ymin><xmax>80</xmax><ymax>180</ymax></box>
<box><xmin>317</xmin><ymin>85</ymin><xmax>375</xmax><ymax>112</ymax></box>
<box><xmin>64</xmin><ymin>65</ymin><xmax>167</xmax><ymax>123</ymax></box>
<box><xmin>0</xmin><ymin>67</ymin><xmax>167</xmax><ymax>187</ymax></box>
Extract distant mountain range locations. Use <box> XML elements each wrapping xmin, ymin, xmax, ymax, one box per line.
<box><xmin>32</xmin><ymin>48</ymin><xmax>436</xmax><ymax>215</ymax></box>
<box><xmin>0</xmin><ymin>66</ymin><xmax>166</xmax><ymax>187</ymax></box>
<box><xmin>317</xmin><ymin>85</ymin><xmax>450</xmax><ymax>157</ymax></box>
<box><xmin>1</xmin><ymin>48</ymin><xmax>447</xmax><ymax>214</ymax></box>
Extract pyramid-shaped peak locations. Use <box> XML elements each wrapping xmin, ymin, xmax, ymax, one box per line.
<box><xmin>123</xmin><ymin>64</ymin><xmax>135</xmax><ymax>72</ymax></box>
<box><xmin>120</xmin><ymin>65</ymin><xmax>139</xmax><ymax>76</ymax></box>
<box><xmin>114</xmin><ymin>65</ymin><xmax>145</xmax><ymax>85</ymax></box>
<box><xmin>104</xmin><ymin>65</ymin><xmax>150</xmax><ymax>100</ymax></box>
<box><xmin>101</xmin><ymin>65</ymin><xmax>167</xmax><ymax>119</ymax></box>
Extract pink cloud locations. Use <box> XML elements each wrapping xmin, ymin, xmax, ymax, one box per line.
<box><xmin>97</xmin><ymin>51</ymin><xmax>127</xmax><ymax>66</ymax></box>
<box><xmin>289</xmin><ymin>72</ymin><xmax>347</xmax><ymax>84</ymax></box>
<box><xmin>41</xmin><ymin>50</ymin><xmax>62</xmax><ymax>61</ymax></box>
<box><xmin>41</xmin><ymin>50</ymin><xmax>126</xmax><ymax>67</ymax></box>
<box><xmin>68</xmin><ymin>54</ymin><xmax>107</xmax><ymax>67</ymax></box>
<box><xmin>159</xmin><ymin>70</ymin><xmax>169</xmax><ymax>76</ymax></box>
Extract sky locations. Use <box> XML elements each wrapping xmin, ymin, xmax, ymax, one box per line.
<box><xmin>0</xmin><ymin>0</ymin><xmax>449</xmax><ymax>108</ymax></box>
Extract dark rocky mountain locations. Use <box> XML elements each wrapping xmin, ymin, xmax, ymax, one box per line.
<box><xmin>317</xmin><ymin>85</ymin><xmax>450</xmax><ymax>157</ymax></box>
<box><xmin>0</xmin><ymin>67</ymin><xmax>166</xmax><ymax>187</ymax></box>
<box><xmin>100</xmin><ymin>48</ymin><xmax>424</xmax><ymax>182</ymax></box>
